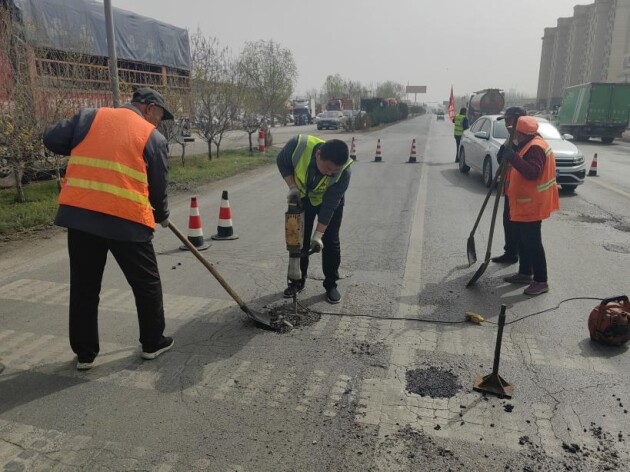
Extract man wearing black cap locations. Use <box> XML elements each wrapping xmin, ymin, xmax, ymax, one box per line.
<box><xmin>492</xmin><ymin>106</ymin><xmax>527</xmax><ymax>264</ymax></box>
<box><xmin>43</xmin><ymin>87</ymin><xmax>174</xmax><ymax>371</ymax></box>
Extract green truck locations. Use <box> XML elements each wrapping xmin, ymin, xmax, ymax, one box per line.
<box><xmin>556</xmin><ymin>82</ymin><xmax>630</xmax><ymax>144</ymax></box>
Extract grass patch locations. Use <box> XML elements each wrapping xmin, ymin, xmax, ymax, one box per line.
<box><xmin>0</xmin><ymin>150</ymin><xmax>275</xmax><ymax>237</ymax></box>
<box><xmin>169</xmin><ymin>150</ymin><xmax>274</xmax><ymax>190</ymax></box>
<box><xmin>0</xmin><ymin>180</ymin><xmax>60</xmax><ymax>236</ymax></box>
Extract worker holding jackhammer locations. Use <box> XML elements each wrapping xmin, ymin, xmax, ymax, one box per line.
<box><xmin>277</xmin><ymin>135</ymin><xmax>352</xmax><ymax>304</ymax></box>
<box><xmin>43</xmin><ymin>88</ymin><xmax>175</xmax><ymax>370</ymax></box>
<box><xmin>500</xmin><ymin>116</ymin><xmax>559</xmax><ymax>296</ymax></box>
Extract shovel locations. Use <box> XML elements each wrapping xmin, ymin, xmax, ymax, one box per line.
<box><xmin>466</xmin><ymin>121</ymin><xmax>518</xmax><ymax>287</ymax></box>
<box><xmin>466</xmin><ymin>160</ymin><xmax>506</xmax><ymax>266</ymax></box>
<box><xmin>168</xmin><ymin>221</ymin><xmax>276</xmax><ymax>328</ymax></box>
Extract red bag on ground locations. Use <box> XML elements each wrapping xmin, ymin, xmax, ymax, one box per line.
<box><xmin>588</xmin><ymin>295</ymin><xmax>630</xmax><ymax>346</ymax></box>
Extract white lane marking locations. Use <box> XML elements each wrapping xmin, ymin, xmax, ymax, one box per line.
<box><xmin>587</xmin><ymin>177</ymin><xmax>630</xmax><ymax>199</ymax></box>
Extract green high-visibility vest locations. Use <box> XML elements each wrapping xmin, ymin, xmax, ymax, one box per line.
<box><xmin>291</xmin><ymin>134</ymin><xmax>353</xmax><ymax>206</ymax></box>
<box><xmin>454</xmin><ymin>114</ymin><xmax>466</xmax><ymax>136</ymax></box>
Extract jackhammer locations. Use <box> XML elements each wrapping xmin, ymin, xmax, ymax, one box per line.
<box><xmin>285</xmin><ymin>195</ymin><xmax>304</xmax><ymax>314</ymax></box>
<box><xmin>285</xmin><ymin>195</ymin><xmax>316</xmax><ymax>315</ymax></box>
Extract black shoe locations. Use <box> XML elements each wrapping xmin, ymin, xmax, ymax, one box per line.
<box><xmin>326</xmin><ymin>287</ymin><xmax>341</xmax><ymax>304</ymax></box>
<box><xmin>142</xmin><ymin>336</ymin><xmax>174</xmax><ymax>360</ymax></box>
<box><xmin>491</xmin><ymin>254</ymin><xmax>518</xmax><ymax>264</ymax></box>
<box><xmin>283</xmin><ymin>281</ymin><xmax>305</xmax><ymax>298</ymax></box>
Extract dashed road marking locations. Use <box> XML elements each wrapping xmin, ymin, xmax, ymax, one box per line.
<box><xmin>0</xmin><ymin>278</ymin><xmax>232</xmax><ymax>320</ymax></box>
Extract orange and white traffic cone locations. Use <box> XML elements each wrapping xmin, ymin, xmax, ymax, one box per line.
<box><xmin>211</xmin><ymin>190</ymin><xmax>239</xmax><ymax>240</ymax></box>
<box><xmin>180</xmin><ymin>197</ymin><xmax>210</xmax><ymax>251</ymax></box>
<box><xmin>588</xmin><ymin>153</ymin><xmax>598</xmax><ymax>176</ymax></box>
<box><xmin>350</xmin><ymin>137</ymin><xmax>357</xmax><ymax>161</ymax></box>
<box><xmin>258</xmin><ymin>129</ymin><xmax>265</xmax><ymax>153</ymax></box>
<box><xmin>374</xmin><ymin>139</ymin><xmax>383</xmax><ymax>162</ymax></box>
<box><xmin>408</xmin><ymin>138</ymin><xmax>417</xmax><ymax>163</ymax></box>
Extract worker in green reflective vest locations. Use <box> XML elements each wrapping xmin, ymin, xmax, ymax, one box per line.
<box><xmin>453</xmin><ymin>107</ymin><xmax>469</xmax><ymax>162</ymax></box>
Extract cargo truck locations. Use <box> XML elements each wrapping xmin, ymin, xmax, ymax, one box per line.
<box><xmin>326</xmin><ymin>98</ymin><xmax>354</xmax><ymax>111</ymax></box>
<box><xmin>556</xmin><ymin>82</ymin><xmax>630</xmax><ymax>144</ymax></box>
<box><xmin>292</xmin><ymin>97</ymin><xmax>315</xmax><ymax>125</ymax></box>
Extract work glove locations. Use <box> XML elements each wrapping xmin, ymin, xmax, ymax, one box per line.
<box><xmin>497</xmin><ymin>144</ymin><xmax>515</xmax><ymax>163</ymax></box>
<box><xmin>310</xmin><ymin>230</ymin><xmax>324</xmax><ymax>253</ymax></box>
<box><xmin>287</xmin><ymin>186</ymin><xmax>301</xmax><ymax>203</ymax></box>
<box><xmin>159</xmin><ymin>218</ymin><xmax>170</xmax><ymax>228</ymax></box>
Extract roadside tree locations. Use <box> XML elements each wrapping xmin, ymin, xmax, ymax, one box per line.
<box><xmin>0</xmin><ymin>5</ymin><xmax>41</xmax><ymax>202</ymax></box>
<box><xmin>238</xmin><ymin>39</ymin><xmax>297</xmax><ymax>127</ymax></box>
<box><xmin>191</xmin><ymin>31</ymin><xmax>242</xmax><ymax>160</ymax></box>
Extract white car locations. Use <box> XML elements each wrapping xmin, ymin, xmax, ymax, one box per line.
<box><xmin>457</xmin><ymin>115</ymin><xmax>586</xmax><ymax>191</ymax></box>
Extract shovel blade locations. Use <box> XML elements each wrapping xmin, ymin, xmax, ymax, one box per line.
<box><xmin>466</xmin><ymin>260</ymin><xmax>489</xmax><ymax>288</ymax></box>
<box><xmin>241</xmin><ymin>306</ymin><xmax>278</xmax><ymax>329</ymax></box>
<box><xmin>467</xmin><ymin>235</ymin><xmax>477</xmax><ymax>267</ymax></box>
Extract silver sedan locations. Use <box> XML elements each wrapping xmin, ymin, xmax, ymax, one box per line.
<box><xmin>457</xmin><ymin>115</ymin><xmax>586</xmax><ymax>191</ymax></box>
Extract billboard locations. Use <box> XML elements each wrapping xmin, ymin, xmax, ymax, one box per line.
<box><xmin>406</xmin><ymin>86</ymin><xmax>427</xmax><ymax>93</ymax></box>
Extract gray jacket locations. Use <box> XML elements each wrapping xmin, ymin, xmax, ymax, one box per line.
<box><xmin>43</xmin><ymin>104</ymin><xmax>169</xmax><ymax>242</ymax></box>
<box><xmin>276</xmin><ymin>136</ymin><xmax>350</xmax><ymax>226</ymax></box>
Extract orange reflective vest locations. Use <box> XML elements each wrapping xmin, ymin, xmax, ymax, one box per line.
<box><xmin>58</xmin><ymin>108</ymin><xmax>156</xmax><ymax>228</ymax></box>
<box><xmin>507</xmin><ymin>136</ymin><xmax>559</xmax><ymax>222</ymax></box>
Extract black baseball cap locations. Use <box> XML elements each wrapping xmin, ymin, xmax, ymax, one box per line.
<box><xmin>132</xmin><ymin>87</ymin><xmax>174</xmax><ymax>120</ymax></box>
<box><xmin>497</xmin><ymin>106</ymin><xmax>527</xmax><ymax>121</ymax></box>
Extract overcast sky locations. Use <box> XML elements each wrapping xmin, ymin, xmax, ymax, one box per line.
<box><xmin>108</xmin><ymin>0</ymin><xmax>589</xmax><ymax>103</ymax></box>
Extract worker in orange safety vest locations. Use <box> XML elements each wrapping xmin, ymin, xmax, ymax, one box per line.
<box><xmin>500</xmin><ymin>116</ymin><xmax>559</xmax><ymax>296</ymax></box>
<box><xmin>43</xmin><ymin>88</ymin><xmax>175</xmax><ymax>370</ymax></box>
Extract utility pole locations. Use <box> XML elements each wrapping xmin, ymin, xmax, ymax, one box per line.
<box><xmin>104</xmin><ymin>0</ymin><xmax>120</xmax><ymax>107</ymax></box>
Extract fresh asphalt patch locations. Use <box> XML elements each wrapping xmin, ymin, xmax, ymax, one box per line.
<box><xmin>405</xmin><ymin>366</ymin><xmax>463</xmax><ymax>398</ymax></box>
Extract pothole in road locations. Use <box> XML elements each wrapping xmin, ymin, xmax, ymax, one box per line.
<box><xmin>576</xmin><ymin>214</ymin><xmax>610</xmax><ymax>224</ymax></box>
<box><xmin>613</xmin><ymin>222</ymin><xmax>630</xmax><ymax>233</ymax></box>
<box><xmin>602</xmin><ymin>242</ymin><xmax>630</xmax><ymax>254</ymax></box>
<box><xmin>405</xmin><ymin>366</ymin><xmax>462</xmax><ymax>398</ymax></box>
<box><xmin>263</xmin><ymin>302</ymin><xmax>321</xmax><ymax>333</ymax></box>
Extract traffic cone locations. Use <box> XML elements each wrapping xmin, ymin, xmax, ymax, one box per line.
<box><xmin>588</xmin><ymin>153</ymin><xmax>598</xmax><ymax>176</ymax></box>
<box><xmin>211</xmin><ymin>190</ymin><xmax>239</xmax><ymax>240</ymax></box>
<box><xmin>408</xmin><ymin>138</ymin><xmax>417</xmax><ymax>163</ymax></box>
<box><xmin>180</xmin><ymin>197</ymin><xmax>210</xmax><ymax>251</ymax></box>
<box><xmin>374</xmin><ymin>139</ymin><xmax>383</xmax><ymax>162</ymax></box>
<box><xmin>350</xmin><ymin>137</ymin><xmax>357</xmax><ymax>161</ymax></box>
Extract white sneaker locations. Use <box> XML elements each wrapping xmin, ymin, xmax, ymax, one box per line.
<box><xmin>76</xmin><ymin>360</ymin><xmax>95</xmax><ymax>371</ymax></box>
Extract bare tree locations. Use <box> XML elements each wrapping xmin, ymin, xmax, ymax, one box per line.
<box><xmin>191</xmin><ymin>31</ymin><xmax>241</xmax><ymax>160</ymax></box>
<box><xmin>238</xmin><ymin>39</ymin><xmax>297</xmax><ymax>128</ymax></box>
<box><xmin>322</xmin><ymin>74</ymin><xmax>345</xmax><ymax>101</ymax></box>
<box><xmin>0</xmin><ymin>4</ymin><xmax>42</xmax><ymax>203</ymax></box>
<box><xmin>241</xmin><ymin>114</ymin><xmax>260</xmax><ymax>154</ymax></box>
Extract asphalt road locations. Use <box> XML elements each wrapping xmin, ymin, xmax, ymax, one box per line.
<box><xmin>1</xmin><ymin>115</ymin><xmax>629</xmax><ymax>471</ymax></box>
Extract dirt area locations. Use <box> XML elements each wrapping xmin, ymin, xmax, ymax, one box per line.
<box><xmin>262</xmin><ymin>301</ymin><xmax>321</xmax><ymax>333</ymax></box>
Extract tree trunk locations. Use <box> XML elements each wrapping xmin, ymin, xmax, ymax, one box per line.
<box><xmin>248</xmin><ymin>133</ymin><xmax>253</xmax><ymax>154</ymax></box>
<box><xmin>55</xmin><ymin>166</ymin><xmax>62</xmax><ymax>191</ymax></box>
<box><xmin>180</xmin><ymin>142</ymin><xmax>186</xmax><ymax>166</ymax></box>
<box><xmin>215</xmin><ymin>142</ymin><xmax>221</xmax><ymax>159</ymax></box>
<box><xmin>207</xmin><ymin>141</ymin><xmax>213</xmax><ymax>160</ymax></box>
<box><xmin>13</xmin><ymin>166</ymin><xmax>25</xmax><ymax>203</ymax></box>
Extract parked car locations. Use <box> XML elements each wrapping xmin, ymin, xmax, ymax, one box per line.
<box><xmin>436</xmin><ymin>110</ymin><xmax>445</xmax><ymax>121</ymax></box>
<box><xmin>457</xmin><ymin>115</ymin><xmax>586</xmax><ymax>191</ymax></box>
<box><xmin>316</xmin><ymin>111</ymin><xmax>344</xmax><ymax>130</ymax></box>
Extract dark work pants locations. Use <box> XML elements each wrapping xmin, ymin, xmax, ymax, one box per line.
<box><xmin>454</xmin><ymin>135</ymin><xmax>462</xmax><ymax>160</ymax></box>
<box><xmin>67</xmin><ymin>229</ymin><xmax>166</xmax><ymax>361</ymax></box>
<box><xmin>502</xmin><ymin>196</ymin><xmax>519</xmax><ymax>257</ymax></box>
<box><xmin>300</xmin><ymin>198</ymin><xmax>344</xmax><ymax>291</ymax></box>
<box><xmin>514</xmin><ymin>221</ymin><xmax>548</xmax><ymax>283</ymax></box>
